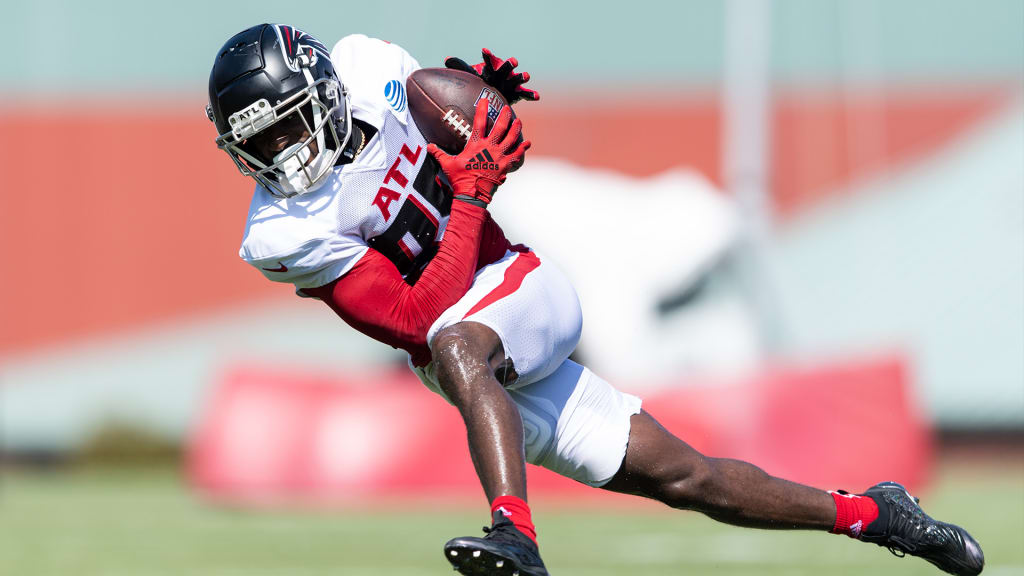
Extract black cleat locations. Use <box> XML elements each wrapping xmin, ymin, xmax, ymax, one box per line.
<box><xmin>444</xmin><ymin>511</ymin><xmax>549</xmax><ymax>576</ymax></box>
<box><xmin>858</xmin><ymin>482</ymin><xmax>984</xmax><ymax>576</ymax></box>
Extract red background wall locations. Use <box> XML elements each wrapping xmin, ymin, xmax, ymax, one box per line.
<box><xmin>0</xmin><ymin>89</ymin><xmax>1007</xmax><ymax>354</ymax></box>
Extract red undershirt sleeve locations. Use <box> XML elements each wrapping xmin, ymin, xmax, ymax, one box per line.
<box><xmin>301</xmin><ymin>200</ymin><xmax>489</xmax><ymax>361</ymax></box>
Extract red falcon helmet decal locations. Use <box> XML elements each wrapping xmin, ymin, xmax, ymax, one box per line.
<box><xmin>274</xmin><ymin>25</ymin><xmax>332</xmax><ymax>71</ymax></box>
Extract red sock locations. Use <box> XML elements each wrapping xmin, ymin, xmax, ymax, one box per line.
<box><xmin>830</xmin><ymin>490</ymin><xmax>879</xmax><ymax>539</ymax></box>
<box><xmin>491</xmin><ymin>495</ymin><xmax>538</xmax><ymax>545</ymax></box>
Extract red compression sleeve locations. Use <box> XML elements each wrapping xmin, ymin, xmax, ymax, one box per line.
<box><xmin>303</xmin><ymin>200</ymin><xmax>488</xmax><ymax>365</ymax></box>
<box><xmin>477</xmin><ymin>211</ymin><xmax>513</xmax><ymax>270</ymax></box>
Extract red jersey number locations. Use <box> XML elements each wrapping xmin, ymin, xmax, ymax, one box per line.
<box><xmin>368</xmin><ymin>150</ymin><xmax>452</xmax><ymax>283</ymax></box>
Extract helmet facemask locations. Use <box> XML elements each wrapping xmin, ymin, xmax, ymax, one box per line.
<box><xmin>215</xmin><ymin>75</ymin><xmax>351</xmax><ymax>198</ymax></box>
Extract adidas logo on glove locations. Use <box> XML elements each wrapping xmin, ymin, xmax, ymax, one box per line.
<box><xmin>465</xmin><ymin>149</ymin><xmax>499</xmax><ymax>171</ymax></box>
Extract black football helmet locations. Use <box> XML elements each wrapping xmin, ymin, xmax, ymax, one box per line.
<box><xmin>207</xmin><ymin>24</ymin><xmax>351</xmax><ymax>198</ymax></box>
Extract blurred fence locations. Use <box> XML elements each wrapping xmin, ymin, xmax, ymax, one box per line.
<box><xmin>189</xmin><ymin>355</ymin><xmax>931</xmax><ymax>502</ymax></box>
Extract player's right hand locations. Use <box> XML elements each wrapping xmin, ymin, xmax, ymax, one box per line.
<box><xmin>427</xmin><ymin>99</ymin><xmax>530</xmax><ymax>207</ymax></box>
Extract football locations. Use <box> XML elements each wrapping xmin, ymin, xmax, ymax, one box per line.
<box><xmin>406</xmin><ymin>68</ymin><xmax>513</xmax><ymax>154</ymax></box>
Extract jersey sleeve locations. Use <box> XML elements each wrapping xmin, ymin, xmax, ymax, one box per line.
<box><xmin>330</xmin><ymin>34</ymin><xmax>421</xmax><ymax>126</ymax></box>
<box><xmin>331</xmin><ymin>34</ymin><xmax>420</xmax><ymax>79</ymax></box>
<box><xmin>239</xmin><ymin>186</ymin><xmax>370</xmax><ymax>293</ymax></box>
<box><xmin>241</xmin><ymin>234</ymin><xmax>368</xmax><ymax>292</ymax></box>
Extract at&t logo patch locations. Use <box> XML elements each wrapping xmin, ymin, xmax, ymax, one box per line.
<box><xmin>385</xmin><ymin>80</ymin><xmax>407</xmax><ymax>112</ymax></box>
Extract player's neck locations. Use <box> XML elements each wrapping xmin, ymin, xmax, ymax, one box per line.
<box><xmin>338</xmin><ymin>120</ymin><xmax>376</xmax><ymax>166</ymax></box>
<box><xmin>338</xmin><ymin>123</ymin><xmax>364</xmax><ymax>165</ymax></box>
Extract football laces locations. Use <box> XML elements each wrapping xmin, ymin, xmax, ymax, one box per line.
<box><xmin>442</xmin><ymin>109</ymin><xmax>473</xmax><ymax>141</ymax></box>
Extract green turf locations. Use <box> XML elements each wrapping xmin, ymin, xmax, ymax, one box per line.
<box><xmin>1</xmin><ymin>466</ymin><xmax>1021</xmax><ymax>576</ymax></box>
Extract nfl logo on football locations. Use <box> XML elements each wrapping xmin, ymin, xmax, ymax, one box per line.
<box><xmin>475</xmin><ymin>87</ymin><xmax>505</xmax><ymax>121</ymax></box>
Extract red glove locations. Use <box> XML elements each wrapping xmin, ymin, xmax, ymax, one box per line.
<box><xmin>444</xmin><ymin>48</ymin><xmax>540</xmax><ymax>104</ymax></box>
<box><xmin>427</xmin><ymin>98</ymin><xmax>530</xmax><ymax>207</ymax></box>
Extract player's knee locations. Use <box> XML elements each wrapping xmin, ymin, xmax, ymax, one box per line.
<box><xmin>433</xmin><ymin>324</ymin><xmax>486</xmax><ymax>372</ymax></box>
<box><xmin>432</xmin><ymin>323</ymin><xmax>502</xmax><ymax>403</ymax></box>
<box><xmin>657</xmin><ymin>458</ymin><xmax>717</xmax><ymax>511</ymax></box>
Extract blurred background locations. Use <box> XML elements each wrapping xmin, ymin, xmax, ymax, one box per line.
<box><xmin>1</xmin><ymin>0</ymin><xmax>1021</xmax><ymax>574</ymax></box>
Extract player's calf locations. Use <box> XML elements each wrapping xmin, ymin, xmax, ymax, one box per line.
<box><xmin>603</xmin><ymin>412</ymin><xmax>837</xmax><ymax>530</ymax></box>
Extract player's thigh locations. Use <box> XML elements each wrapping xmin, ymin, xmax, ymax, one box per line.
<box><xmin>510</xmin><ymin>360</ymin><xmax>642</xmax><ymax>488</ymax></box>
<box><xmin>426</xmin><ymin>248</ymin><xmax>582</xmax><ymax>388</ymax></box>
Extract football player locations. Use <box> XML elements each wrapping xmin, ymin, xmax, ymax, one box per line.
<box><xmin>206</xmin><ymin>24</ymin><xmax>985</xmax><ymax>576</ymax></box>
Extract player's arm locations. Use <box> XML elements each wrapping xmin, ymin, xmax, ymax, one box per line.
<box><xmin>304</xmin><ymin>100</ymin><xmax>530</xmax><ymax>353</ymax></box>
<box><xmin>305</xmin><ymin>199</ymin><xmax>485</xmax><ymax>352</ymax></box>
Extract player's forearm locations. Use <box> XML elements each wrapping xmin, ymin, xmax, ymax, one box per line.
<box><xmin>418</xmin><ymin>200</ymin><xmax>488</xmax><ymax>289</ymax></box>
<box><xmin>315</xmin><ymin>199</ymin><xmax>489</xmax><ymax>356</ymax></box>
<box><xmin>476</xmin><ymin>212</ymin><xmax>513</xmax><ymax>270</ymax></box>
<box><xmin>394</xmin><ymin>199</ymin><xmax>488</xmax><ymax>328</ymax></box>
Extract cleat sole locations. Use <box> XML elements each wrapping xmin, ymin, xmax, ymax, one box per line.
<box><xmin>443</xmin><ymin>541</ymin><xmax>546</xmax><ymax>576</ymax></box>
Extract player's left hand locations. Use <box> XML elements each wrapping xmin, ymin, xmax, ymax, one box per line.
<box><xmin>444</xmin><ymin>48</ymin><xmax>540</xmax><ymax>104</ymax></box>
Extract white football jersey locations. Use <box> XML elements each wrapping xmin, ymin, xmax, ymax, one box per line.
<box><xmin>239</xmin><ymin>35</ymin><xmax>452</xmax><ymax>294</ymax></box>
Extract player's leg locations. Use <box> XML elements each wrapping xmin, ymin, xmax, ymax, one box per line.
<box><xmin>431</xmin><ymin>320</ymin><xmax>548</xmax><ymax>576</ymax></box>
<box><xmin>421</xmin><ymin>248</ymin><xmax>580</xmax><ymax>576</ymax></box>
<box><xmin>600</xmin><ymin>410</ymin><xmax>836</xmax><ymax>529</ymax></box>
<box><xmin>506</xmin><ymin>359</ymin><xmax>981</xmax><ymax>575</ymax></box>
<box><xmin>600</xmin><ymin>410</ymin><xmax>984</xmax><ymax>575</ymax></box>
<box><xmin>432</xmin><ymin>320</ymin><xmax>527</xmax><ymax>504</ymax></box>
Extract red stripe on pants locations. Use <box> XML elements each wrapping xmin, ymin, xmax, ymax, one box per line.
<box><xmin>463</xmin><ymin>251</ymin><xmax>541</xmax><ymax>319</ymax></box>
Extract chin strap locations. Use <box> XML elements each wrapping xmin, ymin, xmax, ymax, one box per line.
<box><xmin>341</xmin><ymin>124</ymin><xmax>363</xmax><ymax>161</ymax></box>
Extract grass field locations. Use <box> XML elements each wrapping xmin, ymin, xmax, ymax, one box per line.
<box><xmin>1</xmin><ymin>464</ymin><xmax>1021</xmax><ymax>576</ymax></box>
